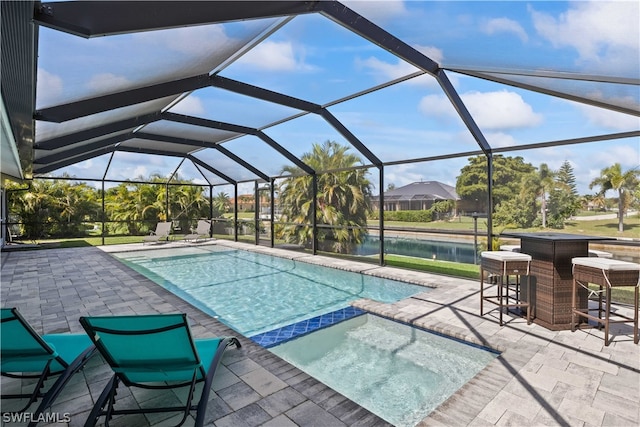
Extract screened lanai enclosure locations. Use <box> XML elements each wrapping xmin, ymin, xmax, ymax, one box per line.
<box><xmin>1</xmin><ymin>1</ymin><xmax>638</xmax><ymax>263</ymax></box>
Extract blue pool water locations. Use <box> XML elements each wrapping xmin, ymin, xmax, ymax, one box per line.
<box><xmin>114</xmin><ymin>245</ymin><xmax>498</xmax><ymax>425</ymax></box>
<box><xmin>113</xmin><ymin>246</ymin><xmax>426</xmax><ymax>336</ymax></box>
<box><xmin>271</xmin><ymin>314</ymin><xmax>498</xmax><ymax>427</ymax></box>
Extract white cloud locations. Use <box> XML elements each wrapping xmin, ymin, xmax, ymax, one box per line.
<box><xmin>383</xmin><ymin>161</ymin><xmax>465</xmax><ymax>195</ymax></box>
<box><xmin>133</xmin><ymin>25</ymin><xmax>230</xmax><ymax>57</ymax></box>
<box><xmin>418</xmin><ymin>94</ymin><xmax>457</xmax><ymax>119</ymax></box>
<box><xmin>529</xmin><ymin>1</ymin><xmax>639</xmax><ymax>73</ymax></box>
<box><xmin>591</xmin><ymin>145</ymin><xmax>640</xmax><ymax>173</ymax></box>
<box><xmin>132</xmin><ymin>165</ymin><xmax>149</xmax><ymax>178</ymax></box>
<box><xmin>341</xmin><ymin>0</ymin><xmax>407</xmax><ymax>24</ymax></box>
<box><xmin>463</xmin><ymin>91</ymin><xmax>543</xmax><ymax>130</ymax></box>
<box><xmin>484</xmin><ymin>132</ymin><xmax>519</xmax><ymax>148</ymax></box>
<box><xmin>482</xmin><ymin>17</ymin><xmax>528</xmax><ymax>42</ymax></box>
<box><xmin>526</xmin><ymin>146</ymin><xmax>576</xmax><ymax>169</ymax></box>
<box><xmin>583</xmin><ymin>145</ymin><xmax>639</xmax><ymax>192</ymax></box>
<box><xmin>414</xmin><ymin>45</ymin><xmax>444</xmax><ymax>64</ymax></box>
<box><xmin>384</xmin><ymin>164</ymin><xmax>424</xmax><ymax>188</ymax></box>
<box><xmin>74</xmin><ymin>159</ymin><xmax>94</xmax><ymax>170</ymax></box>
<box><xmin>105</xmin><ymin>153</ymin><xmax>176</xmax><ymax>182</ymax></box>
<box><xmin>354</xmin><ymin>44</ymin><xmax>443</xmax><ymax>86</ymax></box>
<box><xmin>86</xmin><ymin>73</ymin><xmax>131</xmax><ymax>92</ymax></box>
<box><xmin>36</xmin><ymin>68</ymin><xmax>63</xmax><ymax>108</ymax></box>
<box><xmin>575</xmin><ymin>103</ymin><xmax>640</xmax><ymax>131</ymax></box>
<box><xmin>236</xmin><ymin>40</ymin><xmax>314</xmax><ymax>72</ymax></box>
<box><xmin>168</xmin><ymin>95</ymin><xmax>205</xmax><ymax>116</ymax></box>
<box><xmin>504</xmin><ymin>143</ymin><xmax>639</xmax><ymax>195</ymax></box>
<box><xmin>355</xmin><ymin>56</ymin><xmax>423</xmax><ymax>81</ymax></box>
<box><xmin>419</xmin><ymin>91</ymin><xmax>543</xmax><ymax>130</ymax></box>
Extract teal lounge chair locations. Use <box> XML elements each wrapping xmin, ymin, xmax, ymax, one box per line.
<box><xmin>79</xmin><ymin>313</ymin><xmax>241</xmax><ymax>427</ymax></box>
<box><xmin>1</xmin><ymin>308</ymin><xmax>97</xmax><ymax>424</ymax></box>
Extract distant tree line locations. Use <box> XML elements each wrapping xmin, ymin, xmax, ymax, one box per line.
<box><xmin>6</xmin><ymin>148</ymin><xmax>638</xmax><ymax>245</ymax></box>
<box><xmin>455</xmin><ymin>155</ymin><xmax>639</xmax><ymax>230</ymax></box>
<box><xmin>7</xmin><ymin>177</ymin><xmax>100</xmax><ymax>239</ymax></box>
<box><xmin>6</xmin><ymin>174</ymin><xmax>230</xmax><ymax>240</ymax></box>
<box><xmin>368</xmin><ymin>200</ymin><xmax>456</xmax><ymax>222</ymax></box>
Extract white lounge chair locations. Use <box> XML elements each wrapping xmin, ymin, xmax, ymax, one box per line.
<box><xmin>182</xmin><ymin>220</ymin><xmax>212</xmax><ymax>243</ymax></box>
<box><xmin>143</xmin><ymin>222</ymin><xmax>172</xmax><ymax>244</ymax></box>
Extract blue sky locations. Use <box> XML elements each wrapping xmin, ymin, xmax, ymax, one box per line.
<box><xmin>37</xmin><ymin>0</ymin><xmax>639</xmax><ymax>196</ymax></box>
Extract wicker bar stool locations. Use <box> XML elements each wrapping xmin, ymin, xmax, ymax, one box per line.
<box><xmin>480</xmin><ymin>251</ymin><xmax>532</xmax><ymax>326</ymax></box>
<box><xmin>571</xmin><ymin>257</ymin><xmax>640</xmax><ymax>346</ymax></box>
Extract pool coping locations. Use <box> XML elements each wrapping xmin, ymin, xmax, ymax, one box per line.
<box><xmin>101</xmin><ymin>240</ymin><xmax>524</xmax><ymax>425</ymax></box>
<box><xmin>2</xmin><ymin>245</ymin><xmax>395</xmax><ymax>426</ymax></box>
<box><xmin>208</xmin><ymin>241</ymin><xmax>639</xmax><ymax>426</ymax></box>
<box><xmin>100</xmin><ymin>240</ymin><xmax>548</xmax><ymax>425</ymax></box>
<box><xmin>100</xmin><ymin>240</ymin><xmax>640</xmax><ymax>425</ymax></box>
<box><xmin>4</xmin><ymin>241</ymin><xmax>636</xmax><ymax>426</ymax></box>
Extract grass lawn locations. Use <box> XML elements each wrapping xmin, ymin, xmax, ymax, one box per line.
<box><xmin>7</xmin><ymin>236</ymin><xmax>143</xmax><ymax>249</ymax></box>
<box><xmin>384</xmin><ymin>254</ymin><xmax>480</xmax><ymax>279</ymax></box>
<box><xmin>228</xmin><ymin>210</ymin><xmax>639</xmax><ymax>239</ymax></box>
<box><xmin>23</xmin><ymin>233</ymin><xmax>237</xmax><ymax>248</ymax></box>
<box><xmin>562</xmin><ymin>216</ymin><xmax>640</xmax><ymax>238</ymax></box>
<box><xmin>369</xmin><ymin>213</ymin><xmax>640</xmax><ymax>240</ymax></box>
<box><xmin>586</xmin><ymin>285</ymin><xmax>637</xmax><ymax>307</ymax></box>
<box><xmin>368</xmin><ymin>215</ymin><xmax>488</xmax><ymax>232</ymax></box>
<box><xmin>573</xmin><ymin>210</ymin><xmax>611</xmax><ymax>217</ymax></box>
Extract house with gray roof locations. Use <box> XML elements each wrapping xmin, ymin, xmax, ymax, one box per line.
<box><xmin>371</xmin><ymin>181</ymin><xmax>459</xmax><ymax>212</ymax></box>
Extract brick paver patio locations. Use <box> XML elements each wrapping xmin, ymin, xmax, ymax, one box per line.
<box><xmin>1</xmin><ymin>241</ymin><xmax>638</xmax><ymax>426</ymax></box>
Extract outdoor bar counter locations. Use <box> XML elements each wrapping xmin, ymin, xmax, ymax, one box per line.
<box><xmin>501</xmin><ymin>232</ymin><xmax>610</xmax><ymax>330</ymax></box>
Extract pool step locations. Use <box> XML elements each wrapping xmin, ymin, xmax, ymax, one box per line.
<box><xmin>250</xmin><ymin>306</ymin><xmax>366</xmax><ymax>348</ymax></box>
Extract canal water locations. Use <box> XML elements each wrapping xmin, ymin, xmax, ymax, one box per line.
<box><xmin>356</xmin><ymin>236</ymin><xmax>638</xmax><ymax>265</ymax></box>
<box><xmin>356</xmin><ymin>236</ymin><xmax>477</xmax><ymax>264</ymax></box>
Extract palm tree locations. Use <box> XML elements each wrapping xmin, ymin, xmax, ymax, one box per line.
<box><xmin>588</xmin><ymin>193</ymin><xmax>607</xmax><ymax>212</ymax></box>
<box><xmin>277</xmin><ymin>140</ymin><xmax>373</xmax><ymax>253</ymax></box>
<box><xmin>105</xmin><ymin>185</ymin><xmax>140</xmax><ymax>234</ymax></box>
<box><xmin>170</xmin><ymin>183</ymin><xmax>208</xmax><ymax>227</ymax></box>
<box><xmin>10</xmin><ymin>179</ymin><xmax>55</xmax><ymax>239</ymax></box>
<box><xmin>589</xmin><ymin>163</ymin><xmax>640</xmax><ymax>232</ymax></box>
<box><xmin>105</xmin><ymin>181</ymin><xmax>159</xmax><ymax>234</ymax></box>
<box><xmin>140</xmin><ymin>184</ymin><xmax>167</xmax><ymax>222</ymax></box>
<box><xmin>56</xmin><ymin>181</ymin><xmax>79</xmax><ymax>224</ymax></box>
<box><xmin>514</xmin><ymin>163</ymin><xmax>554</xmax><ymax>228</ymax></box>
<box><xmin>536</xmin><ymin>163</ymin><xmax>555</xmax><ymax>228</ymax></box>
<box><xmin>213</xmin><ymin>192</ymin><xmax>231</xmax><ymax>215</ymax></box>
<box><xmin>51</xmin><ymin>180</ymin><xmax>100</xmax><ymax>236</ymax></box>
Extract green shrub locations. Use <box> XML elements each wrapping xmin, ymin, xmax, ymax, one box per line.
<box><xmin>369</xmin><ymin>209</ymin><xmax>435</xmax><ymax>222</ymax></box>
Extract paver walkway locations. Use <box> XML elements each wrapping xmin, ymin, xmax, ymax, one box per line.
<box><xmin>1</xmin><ymin>240</ymin><xmax>638</xmax><ymax>427</ymax></box>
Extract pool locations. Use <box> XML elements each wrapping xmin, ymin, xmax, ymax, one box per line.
<box><xmin>114</xmin><ymin>244</ymin><xmax>498</xmax><ymax>425</ymax></box>
<box><xmin>271</xmin><ymin>314</ymin><xmax>498</xmax><ymax>427</ymax></box>
<box><xmin>113</xmin><ymin>245</ymin><xmax>426</xmax><ymax>336</ymax></box>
